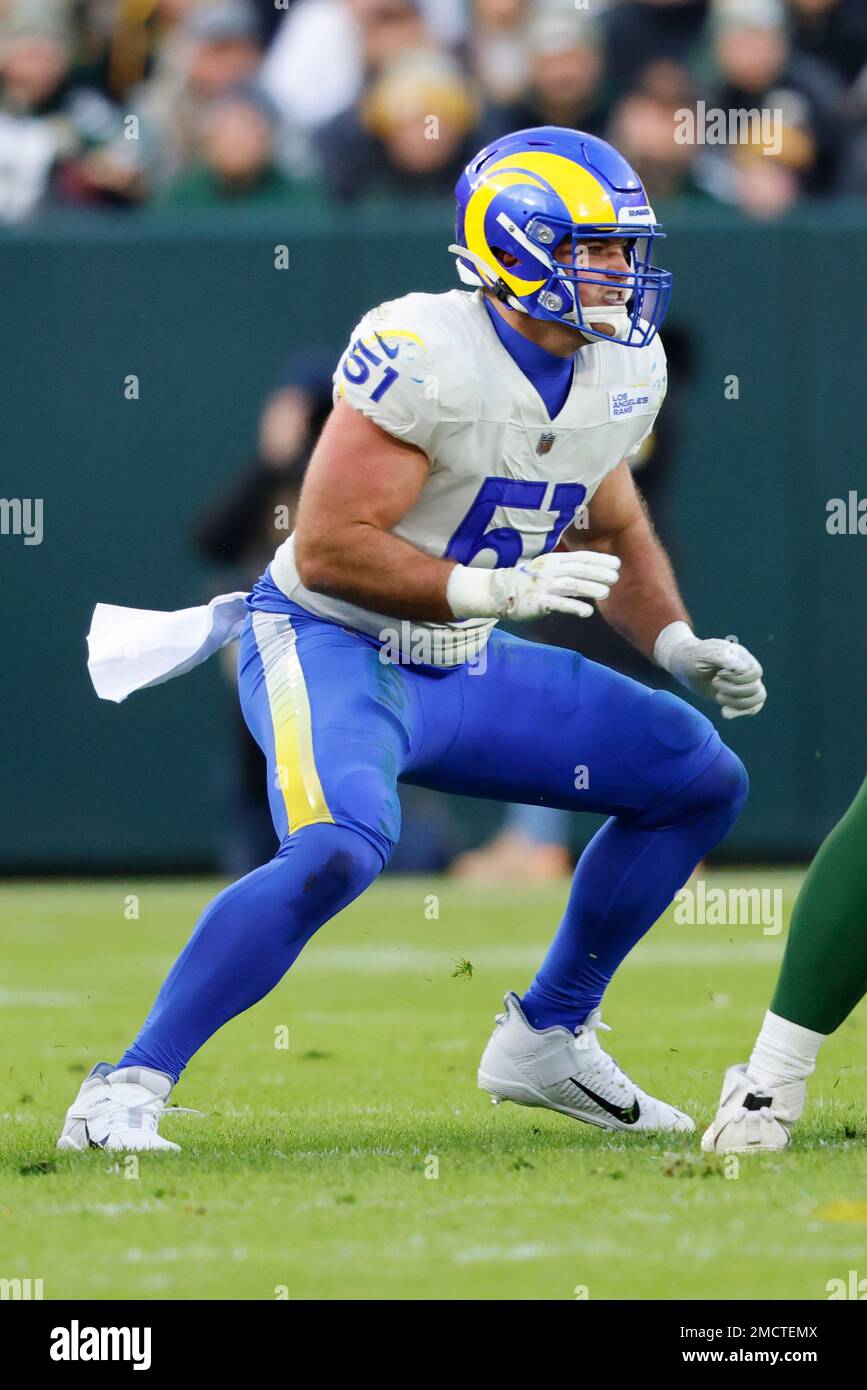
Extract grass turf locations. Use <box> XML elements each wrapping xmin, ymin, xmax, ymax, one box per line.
<box><xmin>0</xmin><ymin>870</ymin><xmax>864</xmax><ymax>1301</ymax></box>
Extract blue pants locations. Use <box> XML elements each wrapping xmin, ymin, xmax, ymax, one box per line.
<box><xmin>119</xmin><ymin>599</ymin><xmax>748</xmax><ymax>1082</ymax></box>
<box><xmin>239</xmin><ymin>603</ymin><xmax>732</xmax><ymax>858</ymax></box>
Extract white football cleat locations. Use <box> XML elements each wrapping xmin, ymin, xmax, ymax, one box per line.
<box><xmin>57</xmin><ymin>1062</ymin><xmax>196</xmax><ymax>1153</ymax></box>
<box><xmin>478</xmin><ymin>992</ymin><xmax>694</xmax><ymax>1133</ymax></box>
<box><xmin>701</xmin><ymin>1063</ymin><xmax>805</xmax><ymax>1154</ymax></box>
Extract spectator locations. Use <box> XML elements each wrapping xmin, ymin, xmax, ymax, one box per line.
<box><xmin>0</xmin><ymin>1</ymin><xmax>128</xmax><ymax>220</ymax></box>
<box><xmin>469</xmin><ymin>0</ymin><xmax>531</xmax><ymax>108</ymax></box>
<box><xmin>608</xmin><ymin>61</ymin><xmax>713</xmax><ymax>203</ymax></box>
<box><xmin>160</xmin><ymin>82</ymin><xmax>324</xmax><ymax>207</ymax></box>
<box><xmin>184</xmin><ymin>1</ymin><xmax>262</xmax><ymax>90</ymax></box>
<box><xmin>260</xmin><ymin>0</ymin><xmax>432</xmax><ymax>137</ymax></box>
<box><xmin>70</xmin><ymin>0</ymin><xmax>197</xmax><ymax>105</ymax></box>
<box><xmin>725</xmin><ymin>131</ymin><xmax>810</xmax><ymax>215</ymax></box>
<box><xmin>786</xmin><ymin>0</ymin><xmax>867</xmax><ymax>87</ymax></box>
<box><xmin>708</xmin><ymin>0</ymin><xmax>845</xmax><ymax>194</ymax></box>
<box><xmin>489</xmin><ymin>9</ymin><xmax>610</xmax><ymax>139</ymax></box>
<box><xmin>837</xmin><ymin>63</ymin><xmax>867</xmax><ymax>195</ymax></box>
<box><xmin>604</xmin><ymin>0</ymin><xmax>711</xmax><ymax>98</ymax></box>
<box><xmin>316</xmin><ymin>47</ymin><xmax>482</xmax><ymax>202</ymax></box>
<box><xmin>130</xmin><ymin>0</ymin><xmax>267</xmax><ymax>190</ymax></box>
<box><xmin>196</xmin><ymin>352</ymin><xmax>333</xmax><ymax>578</ymax></box>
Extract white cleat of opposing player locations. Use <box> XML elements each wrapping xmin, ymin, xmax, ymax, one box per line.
<box><xmin>478</xmin><ymin>992</ymin><xmax>695</xmax><ymax>1133</ymax></box>
<box><xmin>701</xmin><ymin>1063</ymin><xmax>805</xmax><ymax>1154</ymax></box>
<box><xmin>57</xmin><ymin>1063</ymin><xmax>196</xmax><ymax>1153</ymax></box>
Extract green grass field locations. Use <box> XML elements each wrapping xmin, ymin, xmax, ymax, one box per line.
<box><xmin>0</xmin><ymin>871</ymin><xmax>864</xmax><ymax>1301</ymax></box>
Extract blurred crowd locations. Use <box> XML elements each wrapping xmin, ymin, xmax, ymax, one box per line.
<box><xmin>1</xmin><ymin>0</ymin><xmax>866</xmax><ymax>225</ymax></box>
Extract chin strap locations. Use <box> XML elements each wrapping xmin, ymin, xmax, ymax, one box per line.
<box><xmin>579</xmin><ymin>303</ymin><xmax>633</xmax><ymax>340</ymax></box>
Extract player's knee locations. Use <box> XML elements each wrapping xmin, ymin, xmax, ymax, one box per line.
<box><xmin>306</xmin><ymin>832</ymin><xmax>385</xmax><ymax>912</ymax></box>
<box><xmin>661</xmin><ymin>741</ymin><xmax>749</xmax><ymax>830</ymax></box>
<box><xmin>274</xmin><ymin>822</ymin><xmax>386</xmax><ymax>920</ymax></box>
<box><xmin>699</xmin><ymin>742</ymin><xmax>749</xmax><ymax>821</ymax></box>
<box><xmin>637</xmin><ymin>689</ymin><xmax>749</xmax><ymax>829</ymax></box>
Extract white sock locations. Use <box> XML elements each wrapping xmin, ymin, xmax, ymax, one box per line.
<box><xmin>747</xmin><ymin>1009</ymin><xmax>827</xmax><ymax>1089</ymax></box>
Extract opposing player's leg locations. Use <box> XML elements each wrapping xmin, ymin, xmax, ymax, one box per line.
<box><xmin>59</xmin><ymin>608</ymin><xmax>411</xmax><ymax>1152</ymax></box>
<box><xmin>403</xmin><ymin>629</ymin><xmax>748</xmax><ymax>1133</ymax></box>
<box><xmin>702</xmin><ymin>775</ymin><xmax>867</xmax><ymax>1153</ymax></box>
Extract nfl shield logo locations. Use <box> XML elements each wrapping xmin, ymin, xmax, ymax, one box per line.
<box><xmin>536</xmin><ymin>431</ymin><xmax>556</xmax><ymax>455</ymax></box>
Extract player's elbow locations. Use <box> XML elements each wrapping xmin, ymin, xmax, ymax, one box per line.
<box><xmin>294</xmin><ymin>535</ymin><xmax>325</xmax><ymax>591</ymax></box>
<box><xmin>294</xmin><ymin>530</ymin><xmax>341</xmax><ymax>594</ymax></box>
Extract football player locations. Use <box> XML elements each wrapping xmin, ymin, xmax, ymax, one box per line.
<box><xmin>703</xmin><ymin>776</ymin><xmax>867</xmax><ymax>1153</ymax></box>
<box><xmin>62</xmin><ymin>127</ymin><xmax>766</xmax><ymax>1152</ymax></box>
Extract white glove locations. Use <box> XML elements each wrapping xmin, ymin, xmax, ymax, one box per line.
<box><xmin>654</xmin><ymin>621</ymin><xmax>767</xmax><ymax>720</ymax></box>
<box><xmin>447</xmin><ymin>550</ymin><xmax>620</xmax><ymax>622</ymax></box>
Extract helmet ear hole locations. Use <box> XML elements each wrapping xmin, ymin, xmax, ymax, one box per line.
<box><xmin>491</xmin><ymin>246</ymin><xmax>519</xmax><ymax>269</ymax></box>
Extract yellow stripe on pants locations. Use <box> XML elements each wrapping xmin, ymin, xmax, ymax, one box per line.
<box><xmin>252</xmin><ymin>611</ymin><xmax>334</xmax><ymax>833</ymax></box>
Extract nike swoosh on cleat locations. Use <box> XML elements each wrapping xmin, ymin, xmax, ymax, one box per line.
<box><xmin>569</xmin><ymin>1078</ymin><xmax>641</xmax><ymax>1125</ymax></box>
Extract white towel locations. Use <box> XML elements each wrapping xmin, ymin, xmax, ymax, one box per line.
<box><xmin>86</xmin><ymin>591</ymin><xmax>250</xmax><ymax>703</ymax></box>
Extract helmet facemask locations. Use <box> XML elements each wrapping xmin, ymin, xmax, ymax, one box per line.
<box><xmin>451</xmin><ymin>217</ymin><xmax>670</xmax><ymax>348</ymax></box>
<box><xmin>527</xmin><ymin>221</ymin><xmax>671</xmax><ymax>347</ymax></box>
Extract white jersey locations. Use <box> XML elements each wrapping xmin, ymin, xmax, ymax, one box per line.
<box><xmin>270</xmin><ymin>288</ymin><xmax>667</xmax><ymax>665</ymax></box>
